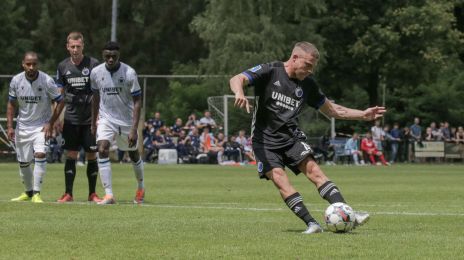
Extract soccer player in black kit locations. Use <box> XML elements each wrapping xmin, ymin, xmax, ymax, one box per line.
<box><xmin>56</xmin><ymin>32</ymin><xmax>102</xmax><ymax>203</ymax></box>
<box><xmin>230</xmin><ymin>42</ymin><xmax>386</xmax><ymax>234</ymax></box>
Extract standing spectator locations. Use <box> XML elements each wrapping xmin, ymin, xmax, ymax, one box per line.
<box><xmin>344</xmin><ymin>132</ymin><xmax>364</xmax><ymax>165</ymax></box>
<box><xmin>430</xmin><ymin>122</ymin><xmax>443</xmax><ymax>140</ymax></box>
<box><xmin>424</xmin><ymin>127</ymin><xmax>434</xmax><ymax>141</ymax></box>
<box><xmin>371</xmin><ymin>119</ymin><xmax>385</xmax><ymax>151</ymax></box>
<box><xmin>442</xmin><ymin>122</ymin><xmax>451</xmax><ymax>141</ymax></box>
<box><xmin>410</xmin><ymin>117</ymin><xmax>422</xmax><ymax>142</ymax></box>
<box><xmin>389</xmin><ymin>123</ymin><xmax>402</xmax><ymax>163</ymax></box>
<box><xmin>455</xmin><ymin>126</ymin><xmax>464</xmax><ymax>144</ymax></box>
<box><xmin>199</xmin><ymin>110</ymin><xmax>217</xmax><ymax>129</ymax></box>
<box><xmin>361</xmin><ymin>131</ymin><xmax>389</xmax><ymax>166</ymax></box>
<box><xmin>8</xmin><ymin>51</ymin><xmax>65</xmax><ymax>203</ymax></box>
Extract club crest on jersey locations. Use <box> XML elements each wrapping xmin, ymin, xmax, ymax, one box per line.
<box><xmin>38</xmin><ymin>87</ymin><xmax>42</xmax><ymax>91</ymax></box>
<box><xmin>249</xmin><ymin>65</ymin><xmax>262</xmax><ymax>73</ymax></box>
<box><xmin>82</xmin><ymin>67</ymin><xmax>90</xmax><ymax>76</ymax></box>
<box><xmin>119</xmin><ymin>77</ymin><xmax>125</xmax><ymax>83</ymax></box>
<box><xmin>257</xmin><ymin>161</ymin><xmax>264</xmax><ymax>173</ymax></box>
<box><xmin>295</xmin><ymin>87</ymin><xmax>303</xmax><ymax>98</ymax></box>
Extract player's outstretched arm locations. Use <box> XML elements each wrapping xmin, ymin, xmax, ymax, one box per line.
<box><xmin>230</xmin><ymin>74</ymin><xmax>250</xmax><ymax>113</ymax></box>
<box><xmin>319</xmin><ymin>98</ymin><xmax>386</xmax><ymax>121</ymax></box>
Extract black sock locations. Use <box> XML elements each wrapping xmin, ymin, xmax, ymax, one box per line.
<box><xmin>64</xmin><ymin>159</ymin><xmax>76</xmax><ymax>196</ymax></box>
<box><xmin>26</xmin><ymin>190</ymin><xmax>33</xmax><ymax>197</ymax></box>
<box><xmin>33</xmin><ymin>190</ymin><xmax>40</xmax><ymax>195</ymax></box>
<box><xmin>284</xmin><ymin>192</ymin><xmax>317</xmax><ymax>225</ymax></box>
<box><xmin>87</xmin><ymin>159</ymin><xmax>98</xmax><ymax>195</ymax></box>
<box><xmin>318</xmin><ymin>181</ymin><xmax>346</xmax><ymax>204</ymax></box>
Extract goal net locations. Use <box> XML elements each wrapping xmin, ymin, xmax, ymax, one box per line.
<box><xmin>207</xmin><ymin>95</ymin><xmax>255</xmax><ymax>137</ymax></box>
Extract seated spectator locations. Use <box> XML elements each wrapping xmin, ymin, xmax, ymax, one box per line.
<box><xmin>361</xmin><ymin>131</ymin><xmax>389</xmax><ymax>166</ymax></box>
<box><xmin>163</xmin><ymin>128</ymin><xmax>176</xmax><ymax>149</ymax></box>
<box><xmin>171</xmin><ymin>118</ymin><xmax>183</xmax><ymax>137</ymax></box>
<box><xmin>223</xmin><ymin>135</ymin><xmax>241</xmax><ymax>162</ymax></box>
<box><xmin>143</xmin><ymin>125</ymin><xmax>155</xmax><ymax>162</ymax></box>
<box><xmin>200</xmin><ymin>127</ymin><xmax>223</xmax><ymax>164</ymax></box>
<box><xmin>216</xmin><ymin>133</ymin><xmax>226</xmax><ymax>163</ymax></box>
<box><xmin>147</xmin><ymin>111</ymin><xmax>164</xmax><ymax>131</ymax></box>
<box><xmin>344</xmin><ymin>132</ymin><xmax>364</xmax><ymax>165</ymax></box>
<box><xmin>185</xmin><ymin>127</ymin><xmax>201</xmax><ymax>154</ymax></box>
<box><xmin>199</xmin><ymin>110</ymin><xmax>217</xmax><ymax>129</ymax></box>
<box><xmin>235</xmin><ymin>130</ymin><xmax>255</xmax><ymax>162</ymax></box>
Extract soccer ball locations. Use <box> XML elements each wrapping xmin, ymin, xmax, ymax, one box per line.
<box><xmin>324</xmin><ymin>202</ymin><xmax>356</xmax><ymax>233</ymax></box>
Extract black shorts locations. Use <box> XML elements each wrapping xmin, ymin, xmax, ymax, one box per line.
<box><xmin>61</xmin><ymin>123</ymin><xmax>97</xmax><ymax>153</ymax></box>
<box><xmin>253</xmin><ymin>140</ymin><xmax>314</xmax><ymax>180</ymax></box>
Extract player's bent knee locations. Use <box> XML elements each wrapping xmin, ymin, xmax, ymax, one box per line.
<box><xmin>66</xmin><ymin>150</ymin><xmax>79</xmax><ymax>159</ymax></box>
<box><xmin>86</xmin><ymin>152</ymin><xmax>97</xmax><ymax>160</ymax></box>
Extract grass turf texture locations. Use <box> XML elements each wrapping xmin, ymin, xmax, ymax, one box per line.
<box><xmin>0</xmin><ymin>163</ymin><xmax>463</xmax><ymax>259</ymax></box>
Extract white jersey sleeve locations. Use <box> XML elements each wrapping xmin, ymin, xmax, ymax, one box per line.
<box><xmin>8</xmin><ymin>76</ymin><xmax>18</xmax><ymax>100</ymax></box>
<box><xmin>46</xmin><ymin>75</ymin><xmax>63</xmax><ymax>102</ymax></box>
<box><xmin>128</xmin><ymin>69</ymin><xmax>141</xmax><ymax>97</ymax></box>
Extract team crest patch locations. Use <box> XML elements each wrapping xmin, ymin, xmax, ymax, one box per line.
<box><xmin>38</xmin><ymin>87</ymin><xmax>42</xmax><ymax>91</ymax></box>
<box><xmin>82</xmin><ymin>67</ymin><xmax>90</xmax><ymax>76</ymax></box>
<box><xmin>119</xmin><ymin>77</ymin><xmax>124</xmax><ymax>83</ymax></box>
<box><xmin>249</xmin><ymin>65</ymin><xmax>262</xmax><ymax>73</ymax></box>
<box><xmin>295</xmin><ymin>87</ymin><xmax>303</xmax><ymax>98</ymax></box>
<box><xmin>257</xmin><ymin>162</ymin><xmax>264</xmax><ymax>173</ymax></box>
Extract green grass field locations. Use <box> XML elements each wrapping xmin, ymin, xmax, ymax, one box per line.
<box><xmin>1</xmin><ymin>163</ymin><xmax>463</xmax><ymax>259</ymax></box>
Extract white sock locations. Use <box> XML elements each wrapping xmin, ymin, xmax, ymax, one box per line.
<box><xmin>19</xmin><ymin>162</ymin><xmax>33</xmax><ymax>192</ymax></box>
<box><xmin>33</xmin><ymin>158</ymin><xmax>47</xmax><ymax>192</ymax></box>
<box><xmin>98</xmin><ymin>158</ymin><xmax>113</xmax><ymax>196</ymax></box>
<box><xmin>132</xmin><ymin>159</ymin><xmax>144</xmax><ymax>189</ymax></box>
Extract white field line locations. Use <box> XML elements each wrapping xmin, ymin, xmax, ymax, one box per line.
<box><xmin>1</xmin><ymin>200</ymin><xmax>464</xmax><ymax>217</ymax></box>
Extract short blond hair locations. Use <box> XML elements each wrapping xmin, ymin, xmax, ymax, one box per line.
<box><xmin>294</xmin><ymin>42</ymin><xmax>319</xmax><ymax>60</ymax></box>
<box><xmin>67</xmin><ymin>31</ymin><xmax>84</xmax><ymax>43</ymax></box>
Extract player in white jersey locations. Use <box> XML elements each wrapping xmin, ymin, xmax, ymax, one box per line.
<box><xmin>7</xmin><ymin>52</ymin><xmax>64</xmax><ymax>203</ymax></box>
<box><xmin>90</xmin><ymin>41</ymin><xmax>145</xmax><ymax>204</ymax></box>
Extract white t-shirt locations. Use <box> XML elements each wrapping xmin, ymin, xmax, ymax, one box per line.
<box><xmin>9</xmin><ymin>71</ymin><xmax>62</xmax><ymax>130</ymax></box>
<box><xmin>90</xmin><ymin>62</ymin><xmax>141</xmax><ymax>126</ymax></box>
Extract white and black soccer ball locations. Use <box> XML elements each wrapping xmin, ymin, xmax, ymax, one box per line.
<box><xmin>324</xmin><ymin>202</ymin><xmax>356</xmax><ymax>233</ymax></box>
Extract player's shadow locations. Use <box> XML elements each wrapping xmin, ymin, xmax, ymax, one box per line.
<box><xmin>284</xmin><ymin>229</ymin><xmax>360</xmax><ymax>235</ymax></box>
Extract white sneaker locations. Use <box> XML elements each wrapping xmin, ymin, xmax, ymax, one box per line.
<box><xmin>353</xmin><ymin>212</ymin><xmax>370</xmax><ymax>228</ymax></box>
<box><xmin>302</xmin><ymin>222</ymin><xmax>323</xmax><ymax>234</ymax></box>
<box><xmin>76</xmin><ymin>161</ymin><xmax>85</xmax><ymax>167</ymax></box>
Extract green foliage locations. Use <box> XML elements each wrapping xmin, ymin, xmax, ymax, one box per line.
<box><xmin>0</xmin><ymin>0</ymin><xmax>463</xmax><ymax>131</ymax></box>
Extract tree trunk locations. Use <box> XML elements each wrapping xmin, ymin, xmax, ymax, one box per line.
<box><xmin>366</xmin><ymin>68</ymin><xmax>379</xmax><ymax>106</ymax></box>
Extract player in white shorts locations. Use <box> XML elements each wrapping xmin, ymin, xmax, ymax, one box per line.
<box><xmin>90</xmin><ymin>41</ymin><xmax>145</xmax><ymax>205</ymax></box>
<box><xmin>7</xmin><ymin>51</ymin><xmax>64</xmax><ymax>203</ymax></box>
